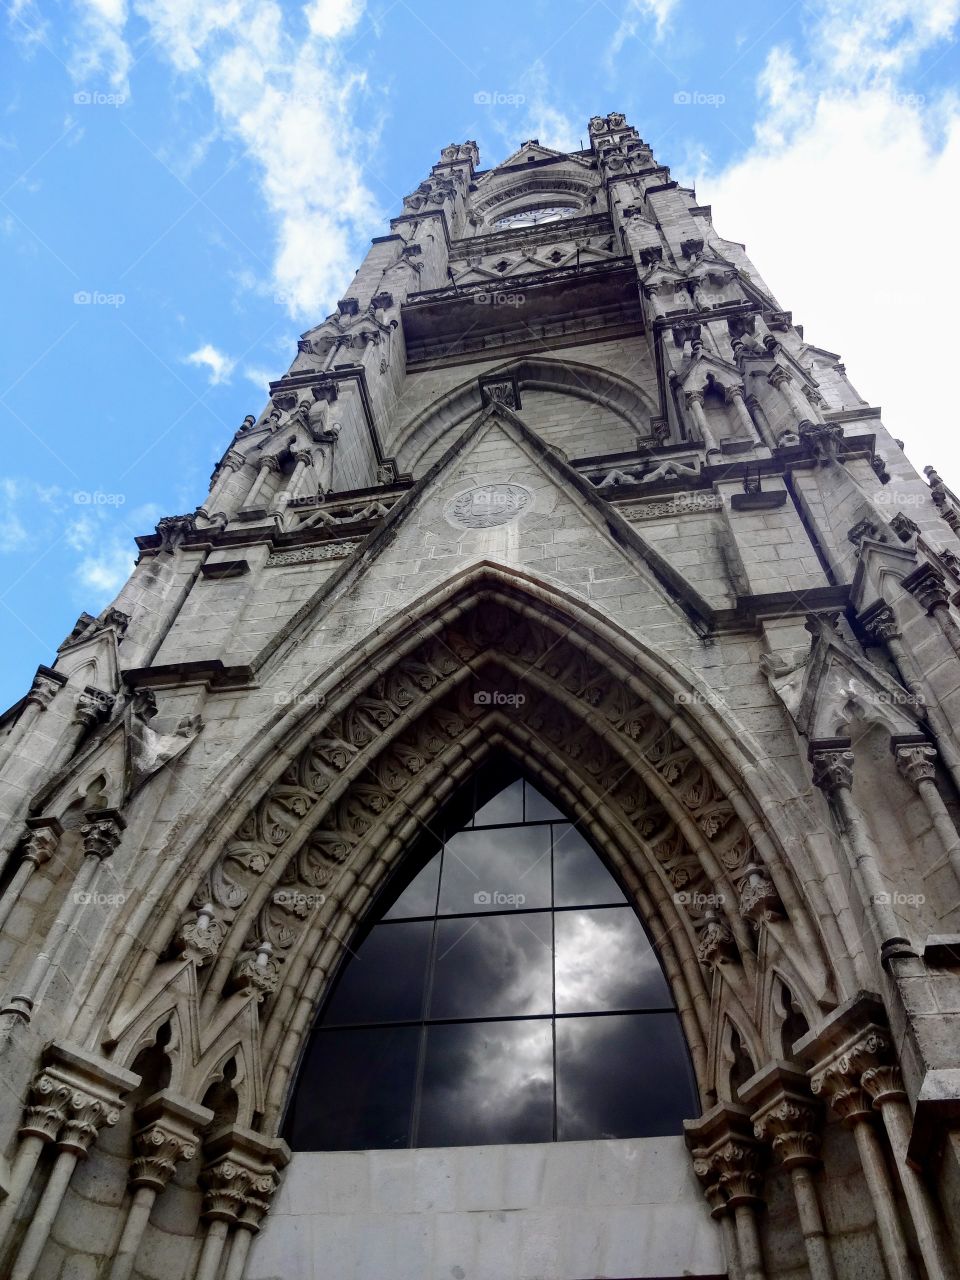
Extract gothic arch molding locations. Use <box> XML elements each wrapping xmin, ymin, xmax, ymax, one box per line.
<box><xmin>394</xmin><ymin>355</ymin><xmax>658</xmax><ymax>473</ymax></box>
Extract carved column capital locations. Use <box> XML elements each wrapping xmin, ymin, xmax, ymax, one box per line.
<box><xmin>258</xmin><ymin>455</ymin><xmax>281</xmax><ymax>474</ymax></box>
<box><xmin>695</xmin><ymin>907</ymin><xmax>738</xmax><ymax>967</ymax></box>
<box><xmin>155</xmin><ymin>513</ymin><xmax>197</xmax><ymax>553</ymax></box>
<box><xmin>861</xmin><ymin>1064</ymin><xmax>908</xmax><ymax>1109</ymax></box>
<box><xmin>767</xmin><ymin>366</ymin><xmax>791</xmax><ymax>389</ymax></box>
<box><xmin>24</xmin><ymin>667</ymin><xmax>65</xmax><ymax>711</ymax></box>
<box><xmin>74</xmin><ymin>686</ymin><xmax>114</xmax><ymax>730</ymax></box>
<box><xmin>130</xmin><ymin>1091</ymin><xmax>214</xmax><ymax>1193</ymax></box>
<box><xmin>685</xmin><ymin>388</ymin><xmax>705</xmax><ymax>407</ymax></box>
<box><xmin>741</xmin><ymin>1064</ymin><xmax>825</xmax><ymax>1171</ymax></box>
<box><xmin>200</xmin><ymin>1126</ymin><xmax>291</xmax><ymax>1226</ymax></box>
<box><xmin>801</xmin><ymin>1001</ymin><xmax>892</xmax><ymax>1127</ymax></box>
<box><xmin>176</xmin><ymin>903</ymin><xmax>227</xmax><ymax>968</ymax></box>
<box><xmin>292</xmin><ymin>449</ymin><xmax>313</xmax><ymax>468</ymax></box>
<box><xmin>20</xmin><ymin>1071</ymin><xmax>74</xmax><ymax>1143</ymax></box>
<box><xmin>738</xmin><ymin>864</ymin><xmax>785</xmax><ymax>927</ymax></box>
<box><xmin>220</xmin><ymin>449</ymin><xmax>246</xmax><ymax>473</ymax></box>
<box><xmin>894</xmin><ymin>742</ymin><xmax>938</xmax><ymax>789</ymax></box>
<box><xmin>79</xmin><ymin>809</ymin><xmax>126</xmax><ymax>860</ymax></box>
<box><xmin>230</xmin><ymin>940</ymin><xmax>281</xmax><ymax>1001</ymax></box>
<box><xmin>685</xmin><ymin>1103</ymin><xmax>766</xmax><ymax>1211</ymax></box>
<box><xmin>59</xmin><ymin>1087</ymin><xmax>123</xmax><ymax>1155</ymax></box>
<box><xmin>902</xmin><ymin>562</ymin><xmax>951</xmax><ymax>613</ymax></box>
<box><xmin>859</xmin><ymin>602</ymin><xmax>902</xmax><ymax>644</ymax></box>
<box><xmin>809</xmin><ymin>744</ymin><xmax>854</xmax><ymax>795</ymax></box>
<box><xmin>19</xmin><ymin>816</ymin><xmax>63</xmax><ymax>868</ymax></box>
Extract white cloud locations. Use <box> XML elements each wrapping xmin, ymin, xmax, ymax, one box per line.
<box><xmin>185</xmin><ymin>343</ymin><xmax>236</xmax><ymax>384</ymax></box>
<box><xmin>491</xmin><ymin>61</ymin><xmax>580</xmax><ymax>157</ymax></box>
<box><xmin>244</xmin><ymin>364</ymin><xmax>275</xmax><ymax>394</ymax></box>
<box><xmin>76</xmin><ymin>540</ymin><xmax>137</xmax><ymax>594</ymax></box>
<box><xmin>609</xmin><ymin>0</ymin><xmax>679</xmax><ymax>57</ymax></box>
<box><xmin>45</xmin><ymin>0</ymin><xmax>382</xmax><ymax>319</ymax></box>
<box><xmin>695</xmin><ymin>1</ymin><xmax>960</xmax><ymax>482</ymax></box>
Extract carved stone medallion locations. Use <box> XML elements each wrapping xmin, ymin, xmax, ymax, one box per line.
<box><xmin>446</xmin><ymin>484</ymin><xmax>532</xmax><ymax>529</ymax></box>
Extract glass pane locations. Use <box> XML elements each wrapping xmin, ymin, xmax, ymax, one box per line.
<box><xmin>523</xmin><ymin>781</ymin><xmax>564</xmax><ymax>821</ymax></box>
<box><xmin>439</xmin><ymin>826</ymin><xmax>551</xmax><ymax>914</ymax></box>
<box><xmin>382</xmin><ymin>849</ymin><xmax>441</xmax><ymax>920</ymax></box>
<box><xmin>431</xmin><ymin>913</ymin><xmax>553</xmax><ymax>1018</ymax></box>
<box><xmin>556</xmin><ymin>1013</ymin><xmax>697</xmax><ymax>1140</ymax></box>
<box><xmin>417</xmin><ymin>1020</ymin><xmax>553</xmax><ymax>1147</ymax></box>
<box><xmin>322</xmin><ymin>921</ymin><xmax>432</xmax><ymax>1025</ymax></box>
<box><xmin>554</xmin><ymin>908</ymin><xmax>672</xmax><ymax>1013</ymax></box>
<box><xmin>473</xmin><ymin>778</ymin><xmax>523</xmax><ymax>826</ymax></box>
<box><xmin>288</xmin><ymin>1025</ymin><xmax>420</xmax><ymax>1150</ymax></box>
<box><xmin>553</xmin><ymin>824</ymin><xmax>626</xmax><ymax>906</ymax></box>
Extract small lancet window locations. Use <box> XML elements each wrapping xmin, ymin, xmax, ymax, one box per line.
<box><xmin>285</xmin><ymin>760</ymin><xmax>698</xmax><ymax>1150</ymax></box>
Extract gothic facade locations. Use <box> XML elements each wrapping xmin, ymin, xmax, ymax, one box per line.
<box><xmin>0</xmin><ymin>112</ymin><xmax>959</xmax><ymax>1279</ymax></box>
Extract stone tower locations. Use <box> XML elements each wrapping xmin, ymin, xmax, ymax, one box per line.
<box><xmin>1</xmin><ymin>112</ymin><xmax>959</xmax><ymax>1280</ymax></box>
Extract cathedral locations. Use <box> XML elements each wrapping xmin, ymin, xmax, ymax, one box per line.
<box><xmin>1</xmin><ymin>110</ymin><xmax>959</xmax><ymax>1280</ymax></box>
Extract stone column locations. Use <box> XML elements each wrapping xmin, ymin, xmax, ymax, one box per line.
<box><xmin>768</xmin><ymin>366</ymin><xmax>816</xmax><ymax>431</ymax></box>
<box><xmin>798</xmin><ymin>996</ymin><xmax>919</xmax><ymax>1280</ymax></box>
<box><xmin>903</xmin><ymin>563</ymin><xmax>960</xmax><ymax>662</ymax></box>
<box><xmin>271</xmin><ymin>449</ymin><xmax>313</xmax><ymax>515</ymax></box>
<box><xmin>741</xmin><ymin>1061</ymin><xmax>837</xmax><ymax>1280</ymax></box>
<box><xmin>686</xmin><ymin>1103</ymin><xmax>767</xmax><ymax>1280</ymax></box>
<box><xmin>7</xmin><ymin>1044</ymin><xmax>139</xmax><ymax>1280</ymax></box>
<box><xmin>0</xmin><ymin>809</ymin><xmax>126</xmax><ymax>1028</ymax></box>
<box><xmin>726</xmin><ymin>386</ymin><xmax>761</xmax><ymax>447</ymax></box>
<box><xmin>861</xmin><ymin>602</ymin><xmax>960</xmax><ymax>797</ymax></box>
<box><xmin>893</xmin><ymin>740</ymin><xmax>960</xmax><ymax>887</ymax></box>
<box><xmin>0</xmin><ymin>666</ymin><xmax>66</xmax><ymax>774</ymax></box>
<box><xmin>108</xmin><ymin>1091</ymin><xmax>214</xmax><ymax>1280</ymax></box>
<box><xmin>862</xmin><ymin>1062</ymin><xmax>959</xmax><ymax>1280</ymax></box>
<box><xmin>195</xmin><ymin>1126</ymin><xmax>290</xmax><ymax>1280</ymax></box>
<box><xmin>0</xmin><ymin>1068</ymin><xmax>73</xmax><ymax>1254</ymax></box>
<box><xmin>0</xmin><ymin>816</ymin><xmax>63</xmax><ymax>935</ymax></box>
<box><xmin>685</xmin><ymin>390</ymin><xmax>720</xmax><ymax>458</ymax></box>
<box><xmin>240</xmin><ymin>455</ymin><xmax>280</xmax><ymax>514</ymax></box>
<box><xmin>809</xmin><ymin>742</ymin><xmax>915</xmax><ymax>965</ymax></box>
<box><xmin>199</xmin><ymin>449</ymin><xmax>246</xmax><ymax>521</ymax></box>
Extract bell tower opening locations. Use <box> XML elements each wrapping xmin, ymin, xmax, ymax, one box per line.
<box><xmin>284</xmin><ymin>757</ymin><xmax>698</xmax><ymax>1151</ymax></box>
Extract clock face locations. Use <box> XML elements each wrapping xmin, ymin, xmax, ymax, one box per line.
<box><xmin>492</xmin><ymin>204</ymin><xmax>577</xmax><ymax>229</ymax></box>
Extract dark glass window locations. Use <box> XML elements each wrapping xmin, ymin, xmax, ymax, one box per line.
<box><xmin>285</xmin><ymin>763</ymin><xmax>698</xmax><ymax>1150</ymax></box>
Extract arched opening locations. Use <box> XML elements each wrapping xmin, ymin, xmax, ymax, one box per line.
<box><xmin>284</xmin><ymin>757</ymin><xmax>698</xmax><ymax>1151</ymax></box>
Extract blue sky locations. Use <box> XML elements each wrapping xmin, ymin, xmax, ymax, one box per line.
<box><xmin>2</xmin><ymin>0</ymin><xmax>959</xmax><ymax>710</ymax></box>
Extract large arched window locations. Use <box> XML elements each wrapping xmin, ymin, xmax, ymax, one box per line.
<box><xmin>285</xmin><ymin>761</ymin><xmax>698</xmax><ymax>1150</ymax></box>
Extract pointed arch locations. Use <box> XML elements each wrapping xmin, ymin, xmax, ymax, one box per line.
<box><xmin>394</xmin><ymin>355</ymin><xmax>658</xmax><ymax>473</ymax></box>
<box><xmin>68</xmin><ymin>566</ymin><xmax>856</xmax><ymax>1135</ymax></box>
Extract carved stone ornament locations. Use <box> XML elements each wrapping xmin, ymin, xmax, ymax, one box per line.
<box><xmin>696</xmin><ymin>907</ymin><xmax>738</xmax><ymax>967</ymax></box>
<box><xmin>859</xmin><ymin>602</ymin><xmax>901</xmax><ymax>644</ymax></box>
<box><xmin>155</xmin><ymin>514</ymin><xmax>197</xmax><ymax>554</ymax></box>
<box><xmin>890</xmin><ymin>512</ymin><xmax>920</xmax><ymax>542</ymax></box>
<box><xmin>176</xmin><ymin>903</ymin><xmax>228</xmax><ymax>968</ymax></box>
<box><xmin>19</xmin><ymin>817</ymin><xmax>63</xmax><ymax>869</ymax></box>
<box><xmin>80</xmin><ymin>809</ymin><xmax>126</xmax><ymax>860</ymax></box>
<box><xmin>24</xmin><ymin>669</ymin><xmax>65</xmax><ymax>712</ymax></box>
<box><xmin>131</xmin><ymin>1121</ymin><xmax>199</xmax><ymax>1192</ymax></box>
<box><xmin>903</xmin><ymin>563</ymin><xmax>951</xmax><ymax>613</ymax></box>
<box><xmin>446</xmin><ymin>484</ymin><xmax>532</xmax><ymax>530</ymax></box>
<box><xmin>738</xmin><ymin>864</ymin><xmax>784</xmax><ymax>927</ymax></box>
<box><xmin>230</xmin><ymin>940</ymin><xmax>281</xmax><ymax>1001</ymax></box>
<box><xmin>21</xmin><ymin>1072</ymin><xmax>73</xmax><ymax>1142</ymax></box>
<box><xmin>754</xmin><ymin>1097</ymin><xmax>822</xmax><ymax>1169</ymax></box>
<box><xmin>130</xmin><ymin>703</ymin><xmax>203</xmax><ymax>789</ymax></box>
<box><xmin>894</xmin><ymin>742</ymin><xmax>937</xmax><ymax>789</ymax></box>
<box><xmin>74</xmin><ymin>686</ymin><xmax>114</xmax><ymax>730</ymax></box>
<box><xmin>810</xmin><ymin>747</ymin><xmax>854</xmax><ymax>795</ymax></box>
